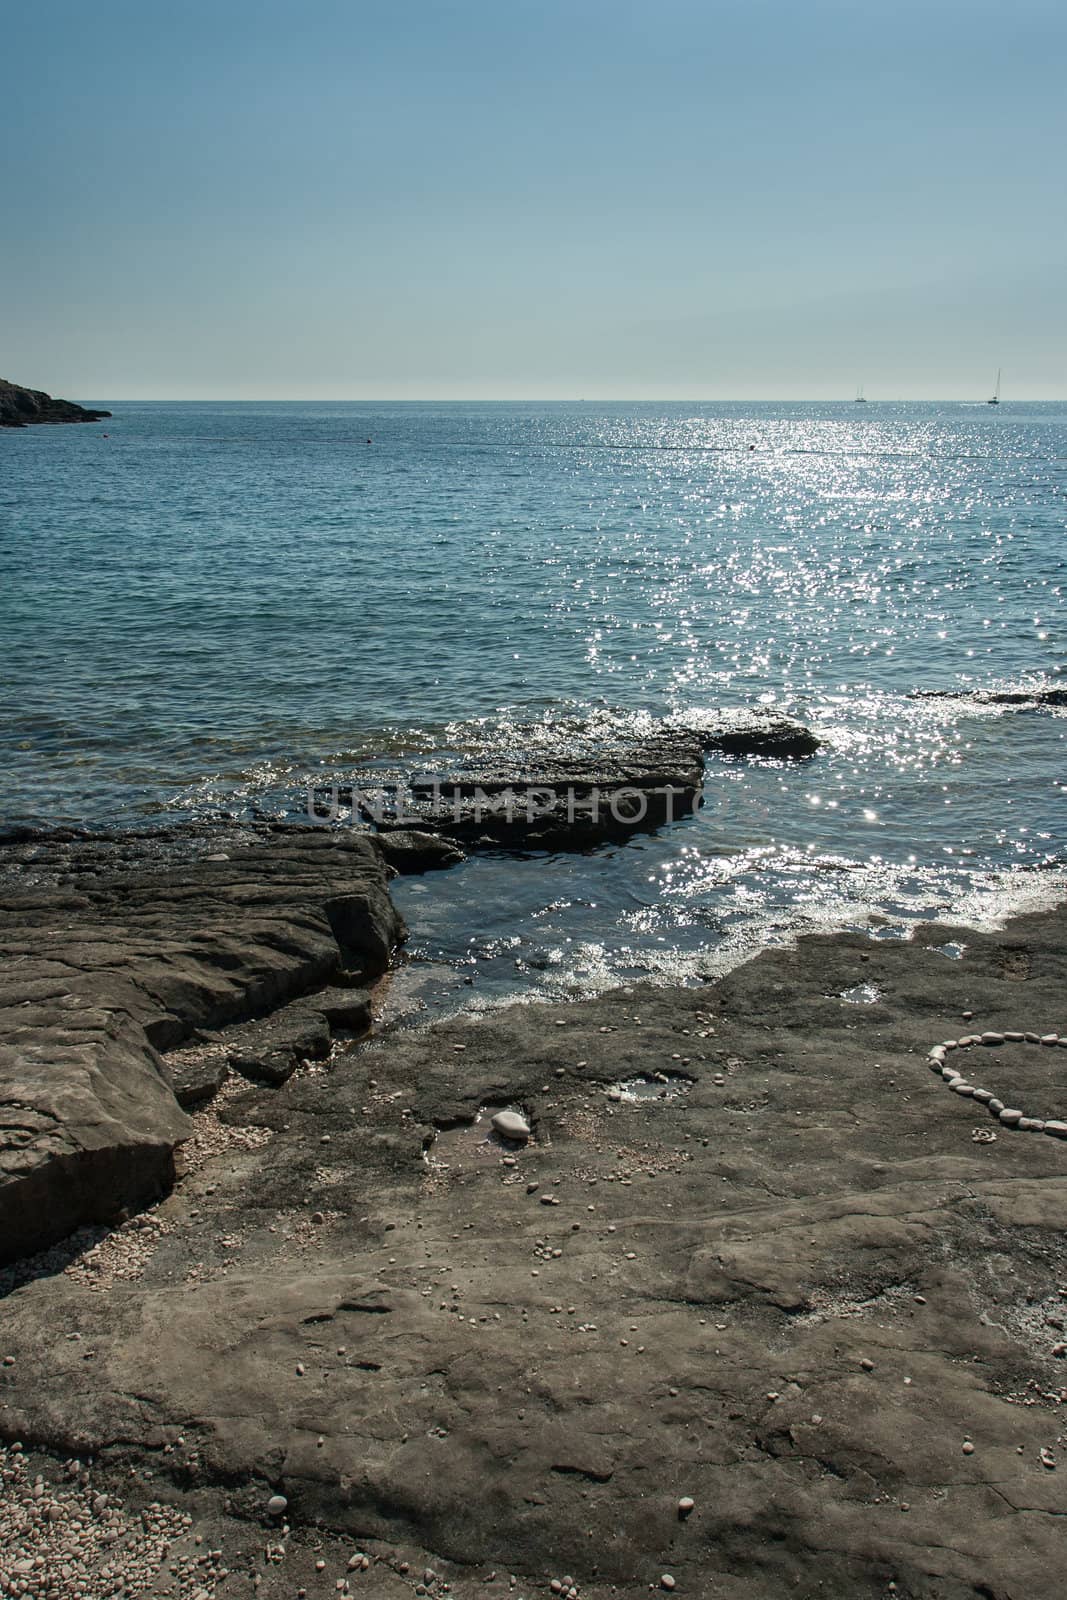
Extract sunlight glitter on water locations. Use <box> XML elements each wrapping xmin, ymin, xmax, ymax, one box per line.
<box><xmin>3</xmin><ymin>400</ymin><xmax>1065</xmax><ymax>1015</ymax></box>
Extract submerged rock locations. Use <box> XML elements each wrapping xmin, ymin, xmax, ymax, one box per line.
<box><xmin>911</xmin><ymin>686</ymin><xmax>1067</xmax><ymax>709</ymax></box>
<box><xmin>327</xmin><ymin>712</ymin><xmax>819</xmax><ymax>852</ymax></box>
<box><xmin>374</xmin><ymin>830</ymin><xmax>467</xmax><ymax>872</ymax></box>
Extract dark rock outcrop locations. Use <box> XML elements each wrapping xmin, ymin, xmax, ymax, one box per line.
<box><xmin>0</xmin><ymin>378</ymin><xmax>111</xmax><ymax>428</ymax></box>
<box><xmin>911</xmin><ymin>685</ymin><xmax>1067</xmax><ymax>708</ymax></box>
<box><xmin>223</xmin><ymin>988</ymin><xmax>372</xmax><ymax>1088</ymax></box>
<box><xmin>374</xmin><ymin>830</ymin><xmax>467</xmax><ymax>871</ymax></box>
<box><xmin>0</xmin><ymin>828</ymin><xmax>404</xmax><ymax>1261</ymax></box>
<box><xmin>327</xmin><ymin>712</ymin><xmax>820</xmax><ymax>851</ymax></box>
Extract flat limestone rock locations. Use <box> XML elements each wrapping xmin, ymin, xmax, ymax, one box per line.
<box><xmin>0</xmin><ymin>827</ymin><xmax>404</xmax><ymax>1259</ymax></box>
<box><xmin>227</xmin><ymin>1008</ymin><xmax>332</xmax><ymax>1087</ymax></box>
<box><xmin>309</xmin><ymin>986</ymin><xmax>374</xmax><ymax>1032</ymax></box>
<box><xmin>332</xmin><ymin>712</ymin><xmax>819</xmax><ymax>851</ymax></box>
<box><xmin>165</xmin><ymin>1043</ymin><xmax>229</xmax><ymax>1108</ymax></box>
<box><xmin>225</xmin><ymin>985</ymin><xmax>376</xmax><ymax>1086</ymax></box>
<box><xmin>0</xmin><ymin>1002</ymin><xmax>187</xmax><ymax>1255</ymax></box>
<box><xmin>2</xmin><ymin>903</ymin><xmax>1065</xmax><ymax>1597</ymax></box>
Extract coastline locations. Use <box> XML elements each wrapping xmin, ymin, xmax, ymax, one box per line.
<box><xmin>0</xmin><ymin>379</ymin><xmax>110</xmax><ymax>428</ymax></box>
<box><xmin>2</xmin><ymin>820</ymin><xmax>1066</xmax><ymax>1596</ymax></box>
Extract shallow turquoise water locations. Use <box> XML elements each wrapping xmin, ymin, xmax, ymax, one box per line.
<box><xmin>3</xmin><ymin>400</ymin><xmax>1065</xmax><ymax>1005</ymax></box>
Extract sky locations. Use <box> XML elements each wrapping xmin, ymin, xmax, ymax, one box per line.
<box><xmin>2</xmin><ymin>0</ymin><xmax>1065</xmax><ymax>400</ymax></box>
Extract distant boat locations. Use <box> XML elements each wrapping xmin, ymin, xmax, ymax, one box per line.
<box><xmin>855</xmin><ymin>386</ymin><xmax>867</xmax><ymax>404</ymax></box>
<box><xmin>988</xmin><ymin>369</ymin><xmax>1001</xmax><ymax>405</ymax></box>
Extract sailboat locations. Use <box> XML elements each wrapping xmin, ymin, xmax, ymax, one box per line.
<box><xmin>987</xmin><ymin>369</ymin><xmax>1001</xmax><ymax>405</ymax></box>
<box><xmin>855</xmin><ymin>385</ymin><xmax>867</xmax><ymax>404</ymax></box>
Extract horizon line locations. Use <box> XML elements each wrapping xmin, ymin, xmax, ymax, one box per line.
<box><xmin>74</xmin><ymin>394</ymin><xmax>1065</xmax><ymax>405</ymax></box>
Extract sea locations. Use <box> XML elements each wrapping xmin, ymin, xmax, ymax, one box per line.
<box><xmin>2</xmin><ymin>400</ymin><xmax>1065</xmax><ymax>1020</ymax></box>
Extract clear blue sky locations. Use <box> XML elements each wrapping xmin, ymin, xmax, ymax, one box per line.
<box><xmin>3</xmin><ymin>0</ymin><xmax>1065</xmax><ymax>399</ymax></box>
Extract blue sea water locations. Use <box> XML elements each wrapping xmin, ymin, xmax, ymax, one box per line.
<box><xmin>2</xmin><ymin>400</ymin><xmax>1065</xmax><ymax>1010</ymax></box>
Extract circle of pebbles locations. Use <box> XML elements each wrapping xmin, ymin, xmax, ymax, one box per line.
<box><xmin>927</xmin><ymin>1030</ymin><xmax>1067</xmax><ymax>1137</ymax></box>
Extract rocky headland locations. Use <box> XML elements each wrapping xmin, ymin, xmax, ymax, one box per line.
<box><xmin>0</xmin><ymin>379</ymin><xmax>111</xmax><ymax>428</ymax></box>
<box><xmin>1</xmin><ymin>813</ymin><xmax>1066</xmax><ymax>1599</ymax></box>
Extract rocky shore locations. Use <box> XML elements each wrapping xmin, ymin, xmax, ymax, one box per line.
<box><xmin>0</xmin><ymin>828</ymin><xmax>404</xmax><ymax>1261</ymax></box>
<box><xmin>1</xmin><ymin>818</ymin><xmax>1066</xmax><ymax>1598</ymax></box>
<box><xmin>0</xmin><ymin>379</ymin><xmax>111</xmax><ymax>428</ymax></box>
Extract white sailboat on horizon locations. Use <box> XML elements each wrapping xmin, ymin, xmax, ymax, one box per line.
<box><xmin>988</xmin><ymin>369</ymin><xmax>1001</xmax><ymax>405</ymax></box>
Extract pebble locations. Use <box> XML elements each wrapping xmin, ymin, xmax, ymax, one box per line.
<box><xmin>661</xmin><ymin>1577</ymin><xmax>676</xmax><ymax>1592</ymax></box>
<box><xmin>860</xmin><ymin>1357</ymin><xmax>875</xmax><ymax>1372</ymax></box>
<box><xmin>266</xmin><ymin>1494</ymin><xmax>288</xmax><ymax>1515</ymax></box>
<box><xmin>491</xmin><ymin>1110</ymin><xmax>531</xmax><ymax>1142</ymax></box>
<box><xmin>928</xmin><ymin>1031</ymin><xmax>1067</xmax><ymax>1139</ymax></box>
<box><xmin>1040</xmin><ymin>1448</ymin><xmax>1057</xmax><ymax>1469</ymax></box>
<box><xmin>677</xmin><ymin>1496</ymin><xmax>695</xmax><ymax>1516</ymax></box>
<box><xmin>962</xmin><ymin>1440</ymin><xmax>975</xmax><ymax>1455</ymax></box>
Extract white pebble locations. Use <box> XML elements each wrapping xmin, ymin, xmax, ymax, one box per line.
<box><xmin>491</xmin><ymin>1110</ymin><xmax>531</xmax><ymax>1142</ymax></box>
